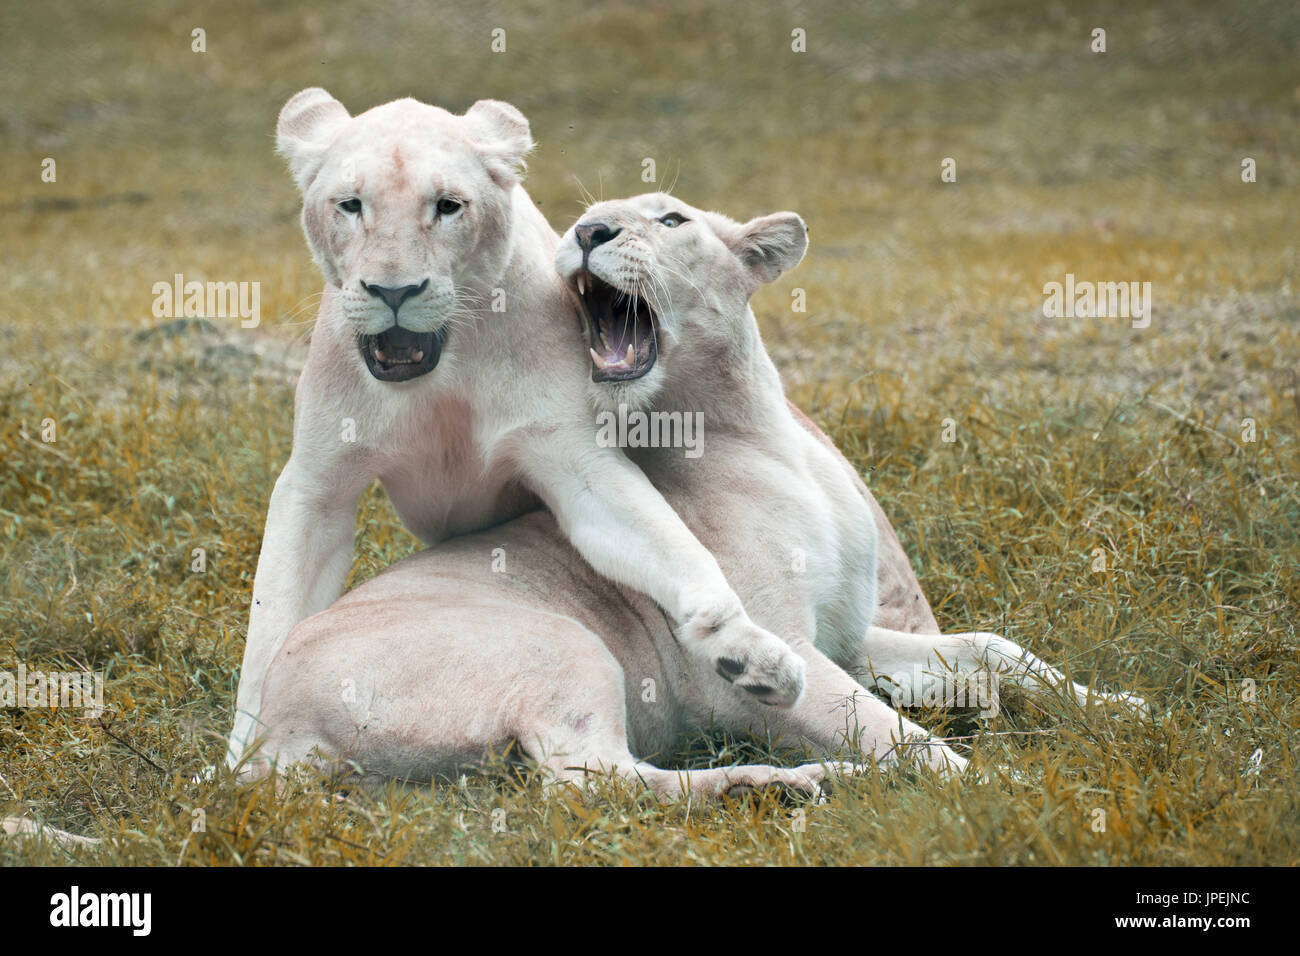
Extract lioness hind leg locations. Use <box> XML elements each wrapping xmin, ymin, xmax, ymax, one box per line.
<box><xmin>852</xmin><ymin>626</ymin><xmax>1148</xmax><ymax>716</ymax></box>
<box><xmin>520</xmin><ymin>704</ymin><xmax>829</xmax><ymax>802</ymax></box>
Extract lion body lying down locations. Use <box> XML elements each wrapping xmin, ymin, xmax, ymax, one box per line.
<box><xmin>259</xmin><ymin>509</ymin><xmax>881</xmax><ymax>797</ymax></box>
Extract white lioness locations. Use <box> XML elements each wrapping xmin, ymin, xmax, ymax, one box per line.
<box><xmin>251</xmin><ymin>194</ymin><xmax>1144</xmax><ymax>793</ymax></box>
<box><xmin>229</xmin><ymin>92</ymin><xmax>806</xmax><ymax>766</ymax></box>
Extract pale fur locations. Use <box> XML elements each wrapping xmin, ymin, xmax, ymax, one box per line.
<box><xmin>226</xmin><ymin>94</ymin><xmax>809</xmax><ymax>767</ymax></box>
<box><xmin>251</xmin><ymin>194</ymin><xmax>1144</xmax><ymax>795</ymax></box>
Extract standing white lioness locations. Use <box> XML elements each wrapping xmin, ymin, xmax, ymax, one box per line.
<box><xmin>229</xmin><ymin>92</ymin><xmax>807</xmax><ymax>766</ymax></box>
<box><xmin>251</xmin><ymin>194</ymin><xmax>1143</xmax><ymax>792</ymax></box>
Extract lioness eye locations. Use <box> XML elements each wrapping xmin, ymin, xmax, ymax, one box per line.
<box><xmin>436</xmin><ymin>197</ymin><xmax>463</xmax><ymax>216</ymax></box>
<box><xmin>337</xmin><ymin>198</ymin><xmax>362</xmax><ymax>215</ymax></box>
<box><xmin>658</xmin><ymin>213</ymin><xmax>687</xmax><ymax>227</ymax></box>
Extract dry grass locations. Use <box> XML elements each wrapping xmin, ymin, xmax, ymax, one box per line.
<box><xmin>1</xmin><ymin>0</ymin><xmax>1297</xmax><ymax>865</ymax></box>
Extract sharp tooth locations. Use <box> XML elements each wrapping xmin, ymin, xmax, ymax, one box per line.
<box><xmin>375</xmin><ymin>348</ymin><xmax>388</xmax><ymax>363</ymax></box>
<box><xmin>599</xmin><ymin>328</ymin><xmax>609</xmax><ymax>349</ymax></box>
<box><xmin>625</xmin><ymin>343</ymin><xmax>635</xmax><ymax>366</ymax></box>
<box><xmin>413</xmin><ymin>350</ymin><xmax>424</xmax><ymax>362</ymax></box>
<box><xmin>589</xmin><ymin>347</ymin><xmax>607</xmax><ymax>369</ymax></box>
<box><xmin>577</xmin><ymin>274</ymin><xmax>586</xmax><ymax>296</ymax></box>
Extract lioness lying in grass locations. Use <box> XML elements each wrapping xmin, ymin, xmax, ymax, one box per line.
<box><xmin>250</xmin><ymin>194</ymin><xmax>1145</xmax><ymax>795</ymax></box>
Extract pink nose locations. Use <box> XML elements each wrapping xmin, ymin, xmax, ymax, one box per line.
<box><xmin>574</xmin><ymin>222</ymin><xmax>620</xmax><ymax>252</ymax></box>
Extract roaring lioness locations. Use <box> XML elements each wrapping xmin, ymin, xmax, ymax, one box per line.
<box><xmin>229</xmin><ymin>92</ymin><xmax>805</xmax><ymax>766</ymax></box>
<box><xmin>251</xmin><ymin>194</ymin><xmax>1143</xmax><ymax>791</ymax></box>
<box><xmin>555</xmin><ymin>194</ymin><xmax>1145</xmax><ymax>713</ymax></box>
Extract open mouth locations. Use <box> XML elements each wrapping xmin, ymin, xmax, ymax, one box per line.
<box><xmin>570</xmin><ymin>271</ymin><xmax>658</xmax><ymax>383</ymax></box>
<box><xmin>358</xmin><ymin>325</ymin><xmax>444</xmax><ymax>382</ymax></box>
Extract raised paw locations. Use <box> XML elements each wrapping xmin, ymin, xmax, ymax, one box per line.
<box><xmin>676</xmin><ymin>596</ymin><xmax>806</xmax><ymax>706</ymax></box>
<box><xmin>706</xmin><ymin>618</ymin><xmax>806</xmax><ymax>707</ymax></box>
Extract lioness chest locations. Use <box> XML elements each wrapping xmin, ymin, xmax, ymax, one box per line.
<box><xmin>375</xmin><ymin>392</ymin><xmax>536</xmax><ymax>546</ymax></box>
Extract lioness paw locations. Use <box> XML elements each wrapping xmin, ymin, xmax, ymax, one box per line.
<box><xmin>721</xmin><ymin>766</ymin><xmax>824</xmax><ymax>802</ymax></box>
<box><xmin>703</xmin><ymin>618</ymin><xmax>806</xmax><ymax>708</ymax></box>
<box><xmin>1081</xmin><ymin>687</ymin><xmax>1150</xmax><ymax>718</ymax></box>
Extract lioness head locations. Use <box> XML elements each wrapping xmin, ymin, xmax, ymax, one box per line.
<box><xmin>277</xmin><ymin>88</ymin><xmax>533</xmax><ymax>382</ymax></box>
<box><xmin>555</xmin><ymin>193</ymin><xmax>807</xmax><ymax>406</ymax></box>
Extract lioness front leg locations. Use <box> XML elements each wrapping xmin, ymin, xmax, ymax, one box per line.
<box><xmin>228</xmin><ymin>455</ymin><xmax>367</xmax><ymax>766</ymax></box>
<box><xmin>516</xmin><ymin>439</ymin><xmax>806</xmax><ymax>707</ymax></box>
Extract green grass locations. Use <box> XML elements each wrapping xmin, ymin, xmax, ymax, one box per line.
<box><xmin>1</xmin><ymin>0</ymin><xmax>1297</xmax><ymax>865</ymax></box>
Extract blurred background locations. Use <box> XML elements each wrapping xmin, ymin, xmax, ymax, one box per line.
<box><xmin>1</xmin><ymin>0</ymin><xmax>1297</xmax><ymax>864</ymax></box>
<box><xmin>4</xmin><ymin>0</ymin><xmax>1296</xmax><ymax>398</ymax></box>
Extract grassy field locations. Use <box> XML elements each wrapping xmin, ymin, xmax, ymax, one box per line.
<box><xmin>1</xmin><ymin>0</ymin><xmax>1297</xmax><ymax>865</ymax></box>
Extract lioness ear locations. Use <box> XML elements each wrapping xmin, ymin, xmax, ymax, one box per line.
<box><xmin>276</xmin><ymin>88</ymin><xmax>351</xmax><ymax>192</ymax></box>
<box><xmin>727</xmin><ymin>212</ymin><xmax>809</xmax><ymax>284</ymax></box>
<box><xmin>465</xmin><ymin>99</ymin><xmax>535</xmax><ymax>185</ymax></box>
